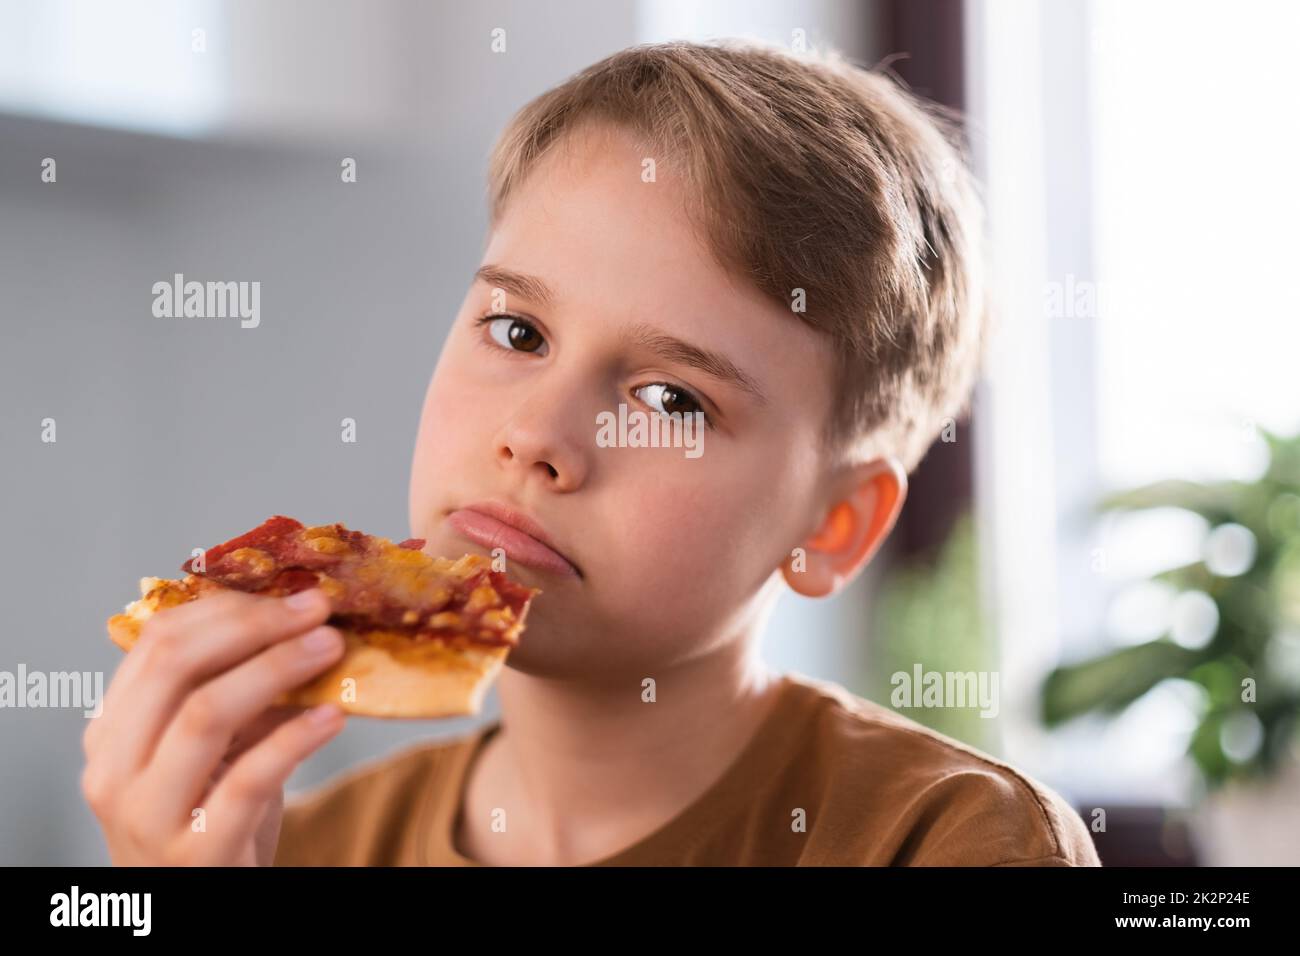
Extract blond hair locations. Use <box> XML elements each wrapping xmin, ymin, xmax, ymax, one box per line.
<box><xmin>487</xmin><ymin>39</ymin><xmax>986</xmax><ymax>473</ymax></box>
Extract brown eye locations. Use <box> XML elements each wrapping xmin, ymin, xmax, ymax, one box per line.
<box><xmin>484</xmin><ymin>316</ymin><xmax>547</xmax><ymax>355</ymax></box>
<box><xmin>634</xmin><ymin>383</ymin><xmax>704</xmax><ymax>419</ymax></box>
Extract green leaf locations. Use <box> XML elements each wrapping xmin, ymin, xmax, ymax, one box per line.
<box><xmin>1097</xmin><ymin>479</ymin><xmax>1240</xmax><ymax>521</ymax></box>
<box><xmin>1042</xmin><ymin>640</ymin><xmax>1199</xmax><ymax>725</ymax></box>
<box><xmin>1153</xmin><ymin>562</ymin><xmax>1212</xmax><ymax>590</ymax></box>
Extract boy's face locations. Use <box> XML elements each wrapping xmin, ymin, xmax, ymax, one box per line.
<box><xmin>409</xmin><ymin>122</ymin><xmax>838</xmax><ymax>680</ymax></box>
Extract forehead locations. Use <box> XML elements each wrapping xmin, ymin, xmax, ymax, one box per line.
<box><xmin>482</xmin><ymin>123</ymin><xmax>834</xmax><ymax>414</ymax></box>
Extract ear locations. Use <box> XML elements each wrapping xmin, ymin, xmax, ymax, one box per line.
<box><xmin>781</xmin><ymin>457</ymin><xmax>908</xmax><ymax>598</ymax></box>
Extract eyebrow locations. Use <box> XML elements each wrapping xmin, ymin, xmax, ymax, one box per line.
<box><xmin>473</xmin><ymin>264</ymin><xmax>768</xmax><ymax>405</ymax></box>
<box><xmin>474</xmin><ymin>264</ymin><xmax>556</xmax><ymax>308</ymax></box>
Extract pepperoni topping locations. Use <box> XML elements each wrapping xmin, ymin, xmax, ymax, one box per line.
<box><xmin>180</xmin><ymin>516</ymin><xmax>538</xmax><ymax>647</ymax></box>
<box><xmin>182</xmin><ymin>515</ymin><xmax>304</xmax><ymax>571</ymax></box>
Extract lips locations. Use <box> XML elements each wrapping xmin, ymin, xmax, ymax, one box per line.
<box><xmin>445</xmin><ymin>502</ymin><xmax>581</xmax><ymax>579</ymax></box>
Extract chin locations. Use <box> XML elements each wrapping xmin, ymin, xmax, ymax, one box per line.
<box><xmin>499</xmin><ymin>636</ymin><xmax>582</xmax><ymax>679</ymax></box>
<box><xmin>498</xmin><ymin>623</ymin><xmax>633</xmax><ymax>682</ymax></box>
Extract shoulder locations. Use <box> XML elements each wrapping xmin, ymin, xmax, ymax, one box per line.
<box><xmin>780</xmin><ymin>673</ymin><xmax>1100</xmax><ymax>866</ymax></box>
<box><xmin>272</xmin><ymin>730</ymin><xmax>475</xmax><ymax>866</ymax></box>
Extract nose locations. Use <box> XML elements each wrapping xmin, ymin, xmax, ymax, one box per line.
<box><xmin>493</xmin><ymin>388</ymin><xmax>590</xmax><ymax>493</ymax></box>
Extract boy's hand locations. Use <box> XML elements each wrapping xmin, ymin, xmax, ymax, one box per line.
<box><xmin>81</xmin><ymin>588</ymin><xmax>347</xmax><ymax>866</ymax></box>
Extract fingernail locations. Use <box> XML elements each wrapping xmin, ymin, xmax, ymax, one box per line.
<box><xmin>300</xmin><ymin>626</ymin><xmax>341</xmax><ymax>653</ymax></box>
<box><xmin>286</xmin><ymin>589</ymin><xmax>324</xmax><ymax>612</ymax></box>
<box><xmin>308</xmin><ymin>703</ymin><xmax>342</xmax><ymax>725</ymax></box>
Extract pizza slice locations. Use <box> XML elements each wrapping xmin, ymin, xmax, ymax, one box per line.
<box><xmin>107</xmin><ymin>515</ymin><xmax>540</xmax><ymax>718</ymax></box>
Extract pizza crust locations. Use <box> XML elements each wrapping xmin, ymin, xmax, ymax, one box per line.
<box><xmin>108</xmin><ymin>576</ymin><xmax>510</xmax><ymax>719</ymax></box>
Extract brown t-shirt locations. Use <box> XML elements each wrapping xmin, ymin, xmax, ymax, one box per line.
<box><xmin>273</xmin><ymin>671</ymin><xmax>1101</xmax><ymax>866</ymax></box>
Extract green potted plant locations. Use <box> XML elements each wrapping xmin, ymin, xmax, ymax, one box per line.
<box><xmin>1041</xmin><ymin>426</ymin><xmax>1300</xmax><ymax>863</ymax></box>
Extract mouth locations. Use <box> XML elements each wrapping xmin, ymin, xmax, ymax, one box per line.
<box><xmin>445</xmin><ymin>501</ymin><xmax>582</xmax><ymax>580</ymax></box>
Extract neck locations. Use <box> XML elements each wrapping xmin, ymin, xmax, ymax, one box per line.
<box><xmin>496</xmin><ymin>634</ymin><xmax>780</xmax><ymax>761</ymax></box>
<box><xmin>475</xmin><ymin>604</ymin><xmax>786</xmax><ymax>862</ymax></box>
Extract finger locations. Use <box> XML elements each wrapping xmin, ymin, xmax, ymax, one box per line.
<box><xmin>205</xmin><ymin>705</ymin><xmax>307</xmax><ymax>796</ymax></box>
<box><xmin>229</xmin><ymin>706</ymin><xmax>304</xmax><ymax>761</ymax></box>
<box><xmin>90</xmin><ymin>591</ymin><xmax>256</xmax><ymax>756</ymax></box>
<box><xmin>102</xmin><ymin>590</ymin><xmax>331</xmax><ymax>772</ymax></box>
<box><xmin>96</xmin><ymin>589</ymin><xmax>333</xmax><ymax>779</ymax></box>
<box><xmin>141</xmin><ymin>625</ymin><xmax>346</xmax><ymax>824</ymax></box>
<box><xmin>186</xmin><ymin>704</ymin><xmax>346</xmax><ymax>863</ymax></box>
<box><xmin>206</xmin><ymin>705</ymin><xmax>304</xmax><ymax>790</ymax></box>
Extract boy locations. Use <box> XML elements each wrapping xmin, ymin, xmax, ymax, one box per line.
<box><xmin>83</xmin><ymin>40</ymin><xmax>1100</xmax><ymax>866</ymax></box>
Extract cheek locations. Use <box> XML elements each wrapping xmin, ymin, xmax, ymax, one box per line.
<box><xmin>409</xmin><ymin>343</ymin><xmax>478</xmax><ymax>519</ymax></box>
<box><xmin>610</xmin><ymin>454</ymin><xmax>786</xmax><ymax>607</ymax></box>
